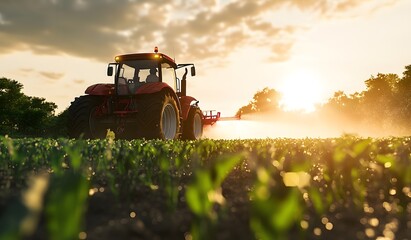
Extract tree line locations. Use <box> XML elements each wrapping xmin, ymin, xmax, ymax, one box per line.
<box><xmin>237</xmin><ymin>65</ymin><xmax>411</xmax><ymax>132</ymax></box>
<box><xmin>1</xmin><ymin>64</ymin><xmax>410</xmax><ymax>138</ymax></box>
<box><xmin>0</xmin><ymin>78</ymin><xmax>67</xmax><ymax>137</ymax></box>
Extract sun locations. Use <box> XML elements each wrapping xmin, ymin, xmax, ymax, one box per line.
<box><xmin>278</xmin><ymin>70</ymin><xmax>324</xmax><ymax>112</ymax></box>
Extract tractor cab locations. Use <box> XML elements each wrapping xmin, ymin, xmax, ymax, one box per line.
<box><xmin>106</xmin><ymin>47</ymin><xmax>195</xmax><ymax>97</ymax></box>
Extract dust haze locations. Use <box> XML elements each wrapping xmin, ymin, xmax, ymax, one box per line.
<box><xmin>203</xmin><ymin>111</ymin><xmax>410</xmax><ymax>139</ymax></box>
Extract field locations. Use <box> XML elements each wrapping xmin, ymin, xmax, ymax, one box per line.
<box><xmin>0</xmin><ymin>136</ymin><xmax>410</xmax><ymax>240</ymax></box>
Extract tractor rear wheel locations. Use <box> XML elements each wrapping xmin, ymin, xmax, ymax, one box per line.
<box><xmin>68</xmin><ymin>95</ymin><xmax>106</xmax><ymax>139</ymax></box>
<box><xmin>182</xmin><ymin>108</ymin><xmax>203</xmax><ymax>140</ymax></box>
<box><xmin>136</xmin><ymin>92</ymin><xmax>181</xmax><ymax>140</ymax></box>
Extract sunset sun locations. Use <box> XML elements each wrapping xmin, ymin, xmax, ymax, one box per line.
<box><xmin>278</xmin><ymin>70</ymin><xmax>324</xmax><ymax>112</ymax></box>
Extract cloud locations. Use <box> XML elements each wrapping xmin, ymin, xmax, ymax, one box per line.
<box><xmin>19</xmin><ymin>68</ymin><xmax>35</xmax><ymax>73</ymax></box>
<box><xmin>18</xmin><ymin>68</ymin><xmax>64</xmax><ymax>81</ymax></box>
<box><xmin>0</xmin><ymin>0</ymin><xmax>400</xmax><ymax>64</ymax></box>
<box><xmin>39</xmin><ymin>71</ymin><xmax>64</xmax><ymax>81</ymax></box>
<box><xmin>268</xmin><ymin>42</ymin><xmax>294</xmax><ymax>62</ymax></box>
<box><xmin>0</xmin><ymin>12</ymin><xmax>10</xmax><ymax>25</ymax></box>
<box><xmin>73</xmin><ymin>79</ymin><xmax>85</xmax><ymax>84</ymax></box>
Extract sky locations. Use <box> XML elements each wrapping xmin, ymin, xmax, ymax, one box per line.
<box><xmin>0</xmin><ymin>0</ymin><xmax>410</xmax><ymax>116</ymax></box>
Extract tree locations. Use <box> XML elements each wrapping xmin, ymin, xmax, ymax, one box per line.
<box><xmin>321</xmin><ymin>68</ymin><xmax>410</xmax><ymax>132</ymax></box>
<box><xmin>0</xmin><ymin>78</ymin><xmax>57</xmax><ymax>137</ymax></box>
<box><xmin>362</xmin><ymin>73</ymin><xmax>399</xmax><ymax>125</ymax></box>
<box><xmin>397</xmin><ymin>65</ymin><xmax>411</xmax><ymax>128</ymax></box>
<box><xmin>236</xmin><ymin>87</ymin><xmax>281</xmax><ymax>116</ymax></box>
<box><xmin>19</xmin><ymin>96</ymin><xmax>57</xmax><ymax>136</ymax></box>
<box><xmin>49</xmin><ymin>108</ymin><xmax>69</xmax><ymax>137</ymax></box>
<box><xmin>323</xmin><ymin>91</ymin><xmax>363</xmax><ymax>121</ymax></box>
<box><xmin>0</xmin><ymin>78</ymin><xmax>25</xmax><ymax>135</ymax></box>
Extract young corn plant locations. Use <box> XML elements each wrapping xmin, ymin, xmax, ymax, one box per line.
<box><xmin>250</xmin><ymin>165</ymin><xmax>306</xmax><ymax>239</ymax></box>
<box><xmin>185</xmin><ymin>154</ymin><xmax>242</xmax><ymax>240</ymax></box>
<box><xmin>45</xmin><ymin>139</ymin><xmax>89</xmax><ymax>240</ymax></box>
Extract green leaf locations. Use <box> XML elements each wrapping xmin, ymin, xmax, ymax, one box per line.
<box><xmin>333</xmin><ymin>147</ymin><xmax>346</xmax><ymax>163</ymax></box>
<box><xmin>64</xmin><ymin>141</ymin><xmax>84</xmax><ymax>171</ymax></box>
<box><xmin>46</xmin><ymin>172</ymin><xmax>88</xmax><ymax>240</ymax></box>
<box><xmin>352</xmin><ymin>139</ymin><xmax>371</xmax><ymax>157</ymax></box>
<box><xmin>272</xmin><ymin>189</ymin><xmax>301</xmax><ymax>230</ymax></box>
<box><xmin>213</xmin><ymin>154</ymin><xmax>242</xmax><ymax>187</ymax></box>
<box><xmin>186</xmin><ymin>171</ymin><xmax>212</xmax><ymax>216</ymax></box>
<box><xmin>309</xmin><ymin>188</ymin><xmax>324</xmax><ymax>214</ymax></box>
<box><xmin>375</xmin><ymin>154</ymin><xmax>395</xmax><ymax>167</ymax></box>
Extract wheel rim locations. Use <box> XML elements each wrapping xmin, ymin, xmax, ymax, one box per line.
<box><xmin>193</xmin><ymin>112</ymin><xmax>202</xmax><ymax>139</ymax></box>
<box><xmin>162</xmin><ymin>103</ymin><xmax>177</xmax><ymax>139</ymax></box>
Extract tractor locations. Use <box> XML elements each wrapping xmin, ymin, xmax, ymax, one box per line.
<box><xmin>68</xmin><ymin>47</ymin><xmax>220</xmax><ymax>140</ymax></box>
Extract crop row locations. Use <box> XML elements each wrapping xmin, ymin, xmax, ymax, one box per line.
<box><xmin>0</xmin><ymin>136</ymin><xmax>410</xmax><ymax>239</ymax></box>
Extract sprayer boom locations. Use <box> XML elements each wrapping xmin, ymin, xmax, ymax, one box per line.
<box><xmin>203</xmin><ymin>110</ymin><xmax>241</xmax><ymax>125</ymax></box>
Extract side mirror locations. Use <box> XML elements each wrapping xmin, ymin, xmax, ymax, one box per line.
<box><xmin>191</xmin><ymin>66</ymin><xmax>196</xmax><ymax>76</ymax></box>
<box><xmin>107</xmin><ymin>66</ymin><xmax>113</xmax><ymax>76</ymax></box>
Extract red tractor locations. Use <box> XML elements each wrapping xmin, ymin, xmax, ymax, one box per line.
<box><xmin>68</xmin><ymin>47</ymin><xmax>220</xmax><ymax>140</ymax></box>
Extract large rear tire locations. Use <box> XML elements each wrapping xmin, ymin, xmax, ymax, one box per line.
<box><xmin>136</xmin><ymin>92</ymin><xmax>181</xmax><ymax>140</ymax></box>
<box><xmin>68</xmin><ymin>95</ymin><xmax>106</xmax><ymax>139</ymax></box>
<box><xmin>182</xmin><ymin>108</ymin><xmax>203</xmax><ymax>140</ymax></box>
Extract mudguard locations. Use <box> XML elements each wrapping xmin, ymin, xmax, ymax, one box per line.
<box><xmin>180</xmin><ymin>96</ymin><xmax>198</xmax><ymax>121</ymax></box>
<box><xmin>85</xmin><ymin>84</ymin><xmax>115</xmax><ymax>95</ymax></box>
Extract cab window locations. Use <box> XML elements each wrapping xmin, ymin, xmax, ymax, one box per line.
<box><xmin>161</xmin><ymin>63</ymin><xmax>176</xmax><ymax>90</ymax></box>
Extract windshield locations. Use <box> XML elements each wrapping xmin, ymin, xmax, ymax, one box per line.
<box><xmin>116</xmin><ymin>60</ymin><xmax>159</xmax><ymax>95</ymax></box>
<box><xmin>119</xmin><ymin>60</ymin><xmax>159</xmax><ymax>83</ymax></box>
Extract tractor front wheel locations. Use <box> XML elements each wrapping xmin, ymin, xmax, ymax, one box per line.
<box><xmin>68</xmin><ymin>95</ymin><xmax>107</xmax><ymax>139</ymax></box>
